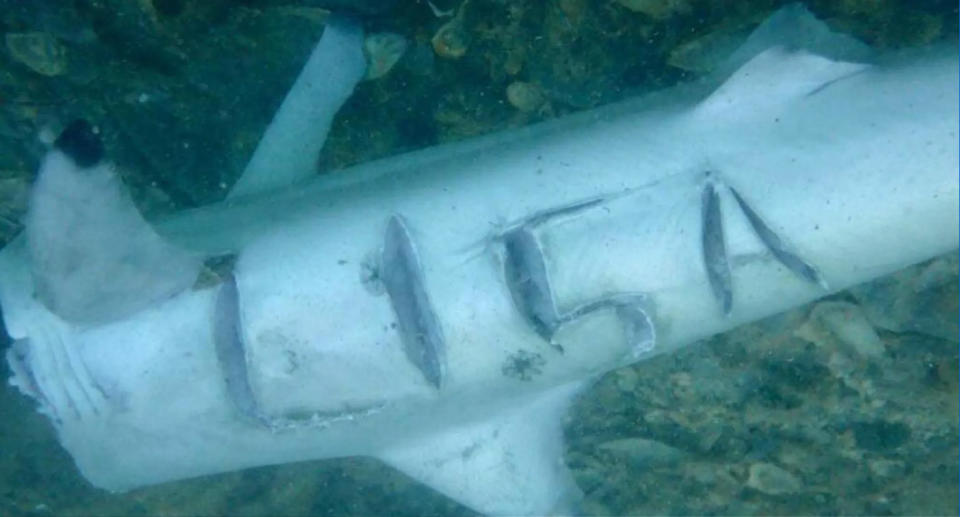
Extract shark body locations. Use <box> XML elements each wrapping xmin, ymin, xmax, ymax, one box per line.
<box><xmin>1</xmin><ymin>6</ymin><xmax>957</xmax><ymax>516</ymax></box>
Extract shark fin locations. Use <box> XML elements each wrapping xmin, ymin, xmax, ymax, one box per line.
<box><xmin>673</xmin><ymin>4</ymin><xmax>872</xmax><ymax>77</ymax></box>
<box><xmin>26</xmin><ymin>120</ymin><xmax>202</xmax><ymax>325</ymax></box>
<box><xmin>688</xmin><ymin>5</ymin><xmax>873</xmax><ymax>121</ymax></box>
<box><xmin>228</xmin><ymin>14</ymin><xmax>367</xmax><ymax>199</ymax></box>
<box><xmin>378</xmin><ymin>381</ymin><xmax>587</xmax><ymax>516</ymax></box>
<box><xmin>722</xmin><ymin>3</ymin><xmax>872</xmax><ymax>73</ymax></box>
<box><xmin>695</xmin><ymin>46</ymin><xmax>869</xmax><ymax>120</ymax></box>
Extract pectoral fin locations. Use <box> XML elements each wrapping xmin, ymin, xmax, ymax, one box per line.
<box><xmin>378</xmin><ymin>381</ymin><xmax>587</xmax><ymax>516</ymax></box>
<box><xmin>26</xmin><ymin>120</ymin><xmax>202</xmax><ymax>324</ymax></box>
<box><xmin>228</xmin><ymin>14</ymin><xmax>367</xmax><ymax>199</ymax></box>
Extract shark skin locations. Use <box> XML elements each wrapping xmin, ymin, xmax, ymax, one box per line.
<box><xmin>0</xmin><ymin>6</ymin><xmax>957</xmax><ymax>517</ymax></box>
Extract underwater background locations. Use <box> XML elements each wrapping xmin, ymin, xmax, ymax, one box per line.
<box><xmin>0</xmin><ymin>0</ymin><xmax>957</xmax><ymax>515</ymax></box>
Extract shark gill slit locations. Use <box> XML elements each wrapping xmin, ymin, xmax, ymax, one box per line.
<box><xmin>213</xmin><ymin>273</ymin><xmax>262</xmax><ymax>421</ymax></box>
<box><xmin>502</xmin><ymin>227</ymin><xmax>561</xmax><ymax>342</ymax></box>
<box><xmin>701</xmin><ymin>180</ymin><xmax>733</xmax><ymax>315</ymax></box>
<box><xmin>380</xmin><ymin>215</ymin><xmax>446</xmax><ymax>389</ymax></box>
<box><xmin>729</xmin><ymin>187</ymin><xmax>827</xmax><ymax>288</ymax></box>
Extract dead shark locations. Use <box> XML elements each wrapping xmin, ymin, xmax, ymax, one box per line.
<box><xmin>1</xmin><ymin>5</ymin><xmax>957</xmax><ymax>516</ymax></box>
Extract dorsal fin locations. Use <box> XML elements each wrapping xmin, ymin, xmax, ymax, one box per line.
<box><xmin>227</xmin><ymin>14</ymin><xmax>366</xmax><ymax>199</ymax></box>
<box><xmin>26</xmin><ymin>120</ymin><xmax>201</xmax><ymax>325</ymax></box>
<box><xmin>681</xmin><ymin>3</ymin><xmax>873</xmax><ymax>119</ymax></box>
<box><xmin>721</xmin><ymin>3</ymin><xmax>872</xmax><ymax>74</ymax></box>
<box><xmin>695</xmin><ymin>46</ymin><xmax>869</xmax><ymax>119</ymax></box>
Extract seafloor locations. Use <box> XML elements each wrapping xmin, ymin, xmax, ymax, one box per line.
<box><xmin>0</xmin><ymin>0</ymin><xmax>957</xmax><ymax>515</ymax></box>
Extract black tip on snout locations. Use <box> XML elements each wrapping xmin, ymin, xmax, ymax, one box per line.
<box><xmin>55</xmin><ymin>119</ymin><xmax>103</xmax><ymax>168</ymax></box>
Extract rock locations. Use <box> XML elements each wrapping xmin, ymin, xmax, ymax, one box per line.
<box><xmin>364</xmin><ymin>33</ymin><xmax>407</xmax><ymax>80</ymax></box>
<box><xmin>795</xmin><ymin>301</ymin><xmax>886</xmax><ymax>358</ymax></box>
<box><xmin>505</xmin><ymin>81</ymin><xmax>545</xmax><ymax>112</ymax></box>
<box><xmin>746</xmin><ymin>462</ymin><xmax>803</xmax><ymax>495</ymax></box>
<box><xmin>5</xmin><ymin>32</ymin><xmax>67</xmax><ymax>77</ymax></box>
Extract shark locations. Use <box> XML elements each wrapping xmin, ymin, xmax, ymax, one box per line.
<box><xmin>0</xmin><ymin>4</ymin><xmax>956</xmax><ymax>516</ymax></box>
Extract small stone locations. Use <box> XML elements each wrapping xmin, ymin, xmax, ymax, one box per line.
<box><xmin>5</xmin><ymin>32</ymin><xmax>67</xmax><ymax>77</ymax></box>
<box><xmin>746</xmin><ymin>462</ymin><xmax>803</xmax><ymax>495</ymax></box>
<box><xmin>506</xmin><ymin>81</ymin><xmax>545</xmax><ymax>112</ymax></box>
